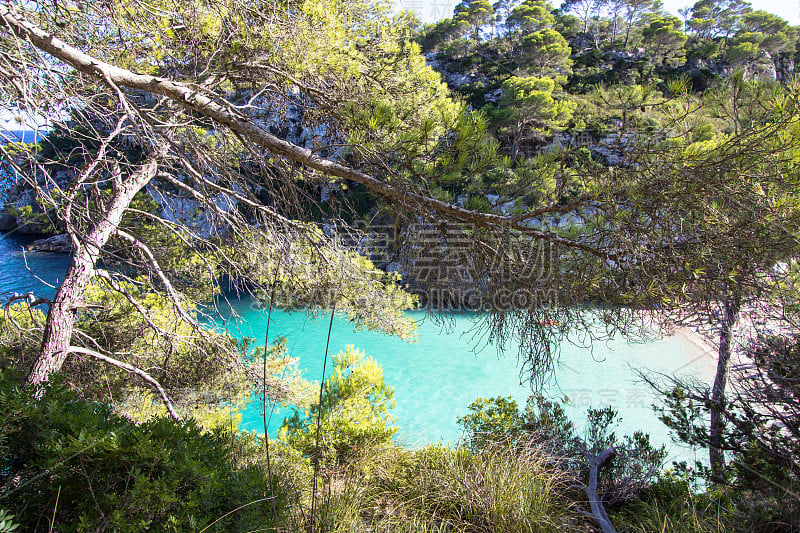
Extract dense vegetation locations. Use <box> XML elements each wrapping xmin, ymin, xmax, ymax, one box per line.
<box><xmin>1</xmin><ymin>0</ymin><xmax>800</xmax><ymax>530</ymax></box>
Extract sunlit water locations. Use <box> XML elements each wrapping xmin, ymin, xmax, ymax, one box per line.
<box><xmin>0</xmin><ymin>234</ymin><xmax>70</xmax><ymax>300</ymax></box>
<box><xmin>221</xmin><ymin>297</ymin><xmax>712</xmax><ymax>462</ymax></box>
<box><xmin>0</xmin><ymin>232</ymin><xmax>713</xmax><ymax>463</ymax></box>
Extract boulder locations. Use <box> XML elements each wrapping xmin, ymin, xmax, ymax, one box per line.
<box><xmin>484</xmin><ymin>88</ymin><xmax>503</xmax><ymax>103</ymax></box>
<box><xmin>27</xmin><ymin>233</ymin><xmax>74</xmax><ymax>253</ymax></box>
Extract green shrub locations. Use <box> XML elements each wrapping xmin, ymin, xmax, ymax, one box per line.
<box><xmin>0</xmin><ymin>372</ymin><xmax>283</xmax><ymax>532</ymax></box>
<box><xmin>0</xmin><ymin>510</ymin><xmax>18</xmax><ymax>532</ymax></box>
<box><xmin>458</xmin><ymin>394</ymin><xmax>574</xmax><ymax>452</ymax></box>
<box><xmin>0</xmin><ymin>281</ymin><xmax>255</xmax><ymax>410</ymax></box>
<box><xmin>281</xmin><ymin>345</ymin><xmax>397</xmax><ymax>466</ymax></box>
<box><xmin>460</xmin><ymin>396</ymin><xmax>667</xmax><ymax>506</ymax></box>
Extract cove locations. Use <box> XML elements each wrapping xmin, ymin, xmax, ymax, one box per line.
<box><xmin>0</xmin><ymin>234</ymin><xmax>70</xmax><ymax>298</ymax></box>
<box><xmin>220</xmin><ymin>296</ymin><xmax>714</xmax><ymax>462</ymax></box>
<box><xmin>0</xmin><ymin>233</ymin><xmax>714</xmax><ymax>462</ymax></box>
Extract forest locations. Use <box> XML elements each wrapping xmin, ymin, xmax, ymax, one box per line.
<box><xmin>0</xmin><ymin>0</ymin><xmax>799</xmax><ymax>530</ymax></box>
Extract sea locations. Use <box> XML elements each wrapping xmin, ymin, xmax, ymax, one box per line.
<box><xmin>0</xmin><ymin>231</ymin><xmax>712</xmax><ymax>463</ymax></box>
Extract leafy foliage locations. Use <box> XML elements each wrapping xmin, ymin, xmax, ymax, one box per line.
<box><xmin>458</xmin><ymin>394</ymin><xmax>573</xmax><ymax>452</ymax></box>
<box><xmin>0</xmin><ymin>371</ymin><xmax>282</xmax><ymax>532</ymax></box>
<box><xmin>493</xmin><ymin>75</ymin><xmax>575</xmax><ymax>157</ymax></box>
<box><xmin>0</xmin><ymin>281</ymin><xmax>256</xmax><ymax>409</ymax></box>
<box><xmin>654</xmin><ymin>332</ymin><xmax>800</xmax><ymax>531</ymax></box>
<box><xmin>641</xmin><ymin>15</ymin><xmax>688</xmax><ymax>66</ymax></box>
<box><xmin>459</xmin><ymin>395</ymin><xmax>667</xmax><ymax>504</ymax></box>
<box><xmin>280</xmin><ymin>345</ymin><xmax>397</xmax><ymax>465</ymax></box>
<box><xmin>0</xmin><ymin>510</ymin><xmax>18</xmax><ymax>533</ymax></box>
<box><xmin>522</xmin><ymin>28</ymin><xmax>573</xmax><ymax>76</ymax></box>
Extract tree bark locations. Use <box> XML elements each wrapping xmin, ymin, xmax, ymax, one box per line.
<box><xmin>623</xmin><ymin>12</ymin><xmax>637</xmax><ymax>50</ymax></box>
<box><xmin>511</xmin><ymin>122</ymin><xmax>523</xmax><ymax>161</ymax></box>
<box><xmin>586</xmin><ymin>446</ymin><xmax>618</xmax><ymax>533</ymax></box>
<box><xmin>709</xmin><ymin>296</ymin><xmax>741</xmax><ymax>480</ymax></box>
<box><xmin>26</xmin><ymin>155</ymin><xmax>162</xmax><ymax>386</ymax></box>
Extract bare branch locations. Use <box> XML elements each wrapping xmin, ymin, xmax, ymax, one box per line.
<box><xmin>0</xmin><ymin>5</ymin><xmax>611</xmax><ymax>258</ymax></box>
<box><xmin>67</xmin><ymin>345</ymin><xmax>181</xmax><ymax>422</ymax></box>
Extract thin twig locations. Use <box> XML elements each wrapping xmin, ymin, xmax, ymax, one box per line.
<box><xmin>310</xmin><ymin>304</ymin><xmax>336</xmax><ymax>532</ymax></box>
<box><xmin>262</xmin><ymin>265</ymin><xmax>280</xmax><ymax>528</ymax></box>
<box><xmin>67</xmin><ymin>346</ymin><xmax>181</xmax><ymax>422</ymax></box>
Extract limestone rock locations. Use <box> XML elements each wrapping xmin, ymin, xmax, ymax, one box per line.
<box><xmin>0</xmin><ymin>210</ymin><xmax>16</xmax><ymax>232</ymax></box>
<box><xmin>27</xmin><ymin>233</ymin><xmax>74</xmax><ymax>253</ymax></box>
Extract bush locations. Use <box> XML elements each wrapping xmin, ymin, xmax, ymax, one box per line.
<box><xmin>280</xmin><ymin>345</ymin><xmax>397</xmax><ymax>466</ymax></box>
<box><xmin>458</xmin><ymin>394</ymin><xmax>574</xmax><ymax>452</ymax></box>
<box><xmin>0</xmin><ymin>281</ymin><xmax>256</xmax><ymax>410</ymax></box>
<box><xmin>0</xmin><ymin>372</ymin><xmax>283</xmax><ymax>532</ymax></box>
<box><xmin>459</xmin><ymin>396</ymin><xmax>667</xmax><ymax>506</ymax></box>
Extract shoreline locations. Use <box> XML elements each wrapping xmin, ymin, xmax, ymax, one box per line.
<box><xmin>674</xmin><ymin>326</ymin><xmax>717</xmax><ymax>358</ymax></box>
<box><xmin>672</xmin><ymin>326</ymin><xmax>719</xmax><ymax>378</ymax></box>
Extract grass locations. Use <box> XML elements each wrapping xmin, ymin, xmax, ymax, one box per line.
<box><xmin>613</xmin><ymin>499</ymin><xmax>730</xmax><ymax>533</ymax></box>
<box><xmin>311</xmin><ymin>442</ymin><xmax>577</xmax><ymax>532</ymax></box>
<box><xmin>611</xmin><ymin>476</ymin><xmax>732</xmax><ymax>533</ymax></box>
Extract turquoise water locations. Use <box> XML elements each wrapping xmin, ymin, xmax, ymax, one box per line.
<box><xmin>0</xmin><ymin>233</ymin><xmax>713</xmax><ymax>462</ymax></box>
<box><xmin>221</xmin><ymin>297</ymin><xmax>712</xmax><ymax>462</ymax></box>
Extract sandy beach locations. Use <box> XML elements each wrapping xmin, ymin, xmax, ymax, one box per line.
<box><xmin>672</xmin><ymin>326</ymin><xmax>719</xmax><ymax>378</ymax></box>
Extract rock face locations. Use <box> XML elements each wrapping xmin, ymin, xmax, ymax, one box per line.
<box><xmin>0</xmin><ymin>159</ymin><xmax>75</xmax><ymax>235</ymax></box>
<box><xmin>15</xmin><ymin>216</ymin><xmax>52</xmax><ymax>234</ymax></box>
<box><xmin>0</xmin><ymin>210</ymin><xmax>15</xmax><ymax>232</ymax></box>
<box><xmin>27</xmin><ymin>233</ymin><xmax>74</xmax><ymax>253</ymax></box>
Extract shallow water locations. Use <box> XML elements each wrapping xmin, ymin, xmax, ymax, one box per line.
<box><xmin>0</xmin><ymin>232</ymin><xmax>712</xmax><ymax>462</ymax></box>
<box><xmin>221</xmin><ymin>296</ymin><xmax>712</xmax><ymax>462</ymax></box>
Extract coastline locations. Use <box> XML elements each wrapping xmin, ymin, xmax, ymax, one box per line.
<box><xmin>675</xmin><ymin>326</ymin><xmax>717</xmax><ymax>358</ymax></box>
<box><xmin>635</xmin><ymin>309</ymin><xmax>720</xmax><ymax>377</ymax></box>
<box><xmin>672</xmin><ymin>326</ymin><xmax>719</xmax><ymax>378</ymax></box>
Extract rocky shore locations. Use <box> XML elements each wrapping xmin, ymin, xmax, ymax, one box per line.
<box><xmin>25</xmin><ymin>233</ymin><xmax>74</xmax><ymax>253</ymax></box>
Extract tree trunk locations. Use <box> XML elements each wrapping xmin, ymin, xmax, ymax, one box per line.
<box><xmin>585</xmin><ymin>446</ymin><xmax>618</xmax><ymax>533</ymax></box>
<box><xmin>709</xmin><ymin>296</ymin><xmax>741</xmax><ymax>480</ymax></box>
<box><xmin>623</xmin><ymin>17</ymin><xmax>634</xmax><ymax>50</ymax></box>
<box><xmin>610</xmin><ymin>20</ymin><xmax>616</xmax><ymax>50</ymax></box>
<box><xmin>511</xmin><ymin>128</ymin><xmax>522</xmax><ymax>161</ymax></box>
<box><xmin>27</xmin><ymin>245</ymin><xmax>96</xmax><ymax>385</ymax></box>
<box><xmin>26</xmin><ymin>155</ymin><xmax>161</xmax><ymax>387</ymax></box>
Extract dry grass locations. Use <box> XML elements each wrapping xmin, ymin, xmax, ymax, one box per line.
<box><xmin>311</xmin><ymin>442</ymin><xmax>577</xmax><ymax>532</ymax></box>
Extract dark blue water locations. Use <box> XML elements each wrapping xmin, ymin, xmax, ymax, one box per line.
<box><xmin>0</xmin><ymin>234</ymin><xmax>70</xmax><ymax>301</ymax></box>
<box><xmin>1</xmin><ymin>130</ymin><xmax>40</xmax><ymax>144</ymax></box>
